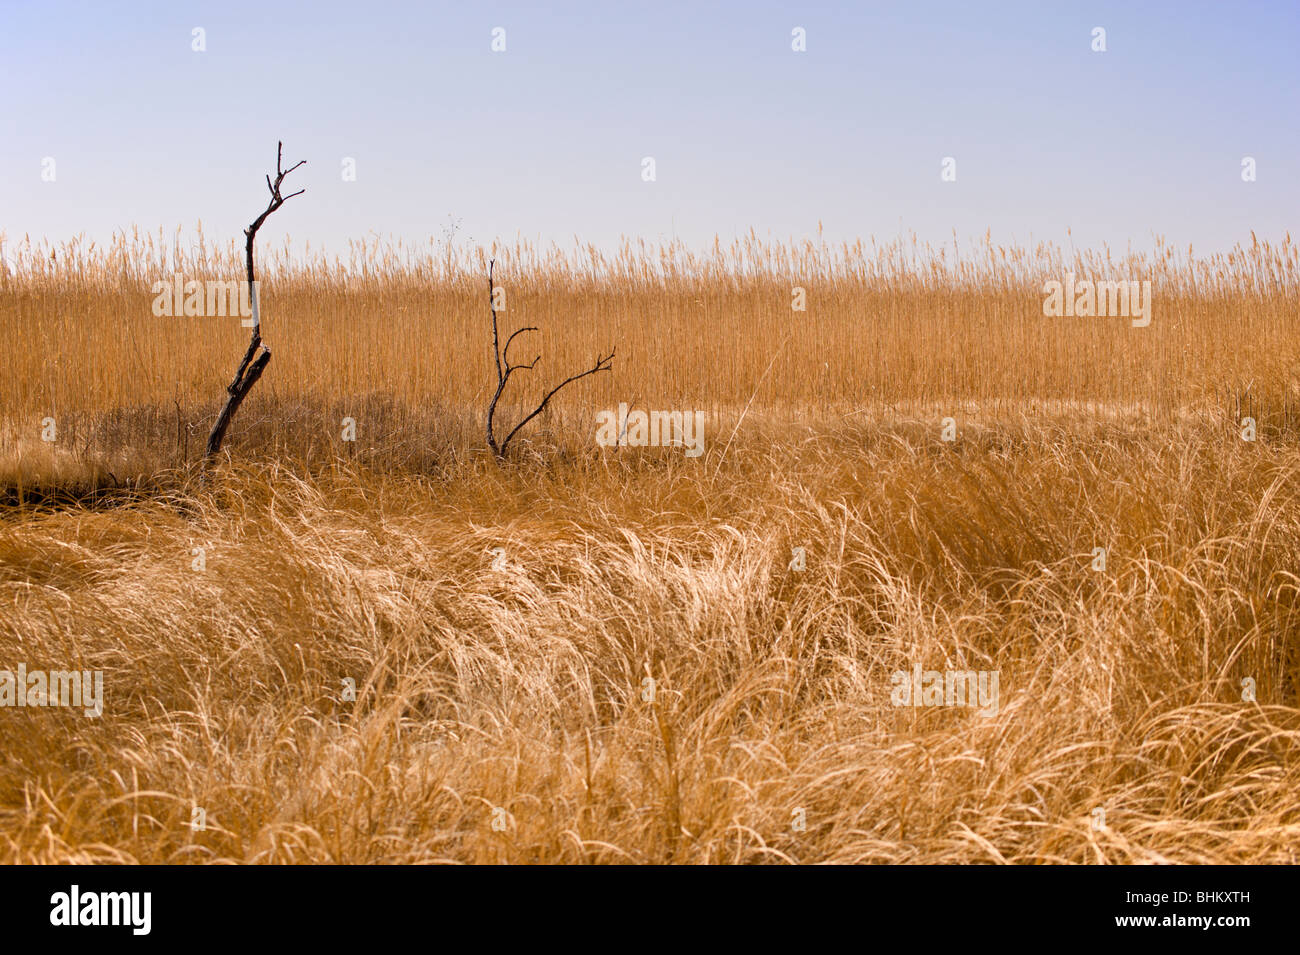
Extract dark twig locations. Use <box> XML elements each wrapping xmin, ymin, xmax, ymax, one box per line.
<box><xmin>485</xmin><ymin>258</ymin><xmax>614</xmax><ymax>458</ymax></box>
<box><xmin>205</xmin><ymin>142</ymin><xmax>306</xmax><ymax>460</ymax></box>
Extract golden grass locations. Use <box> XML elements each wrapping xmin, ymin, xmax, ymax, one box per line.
<box><xmin>0</xmin><ymin>232</ymin><xmax>1297</xmax><ymax>863</ymax></box>
<box><xmin>2</xmin><ymin>228</ymin><xmax>1297</xmax><ymax>442</ymax></box>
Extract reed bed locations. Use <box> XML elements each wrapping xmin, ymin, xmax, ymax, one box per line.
<box><xmin>0</xmin><ymin>232</ymin><xmax>1297</xmax><ymax>863</ymax></box>
<box><xmin>2</xmin><ymin>230</ymin><xmax>1296</xmax><ymax>461</ymax></box>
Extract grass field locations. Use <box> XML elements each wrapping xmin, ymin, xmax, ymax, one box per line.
<box><xmin>1</xmin><ymin>231</ymin><xmax>1298</xmax><ymax>863</ymax></box>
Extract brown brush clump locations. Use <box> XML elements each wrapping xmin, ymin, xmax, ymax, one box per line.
<box><xmin>0</xmin><ymin>233</ymin><xmax>1297</xmax><ymax>863</ymax></box>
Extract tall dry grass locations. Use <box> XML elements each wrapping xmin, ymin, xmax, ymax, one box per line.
<box><xmin>0</xmin><ymin>233</ymin><xmax>1297</xmax><ymax>863</ymax></box>
<box><xmin>1</xmin><ymin>229</ymin><xmax>1297</xmax><ymax>480</ymax></box>
<box><xmin>1</xmin><ymin>422</ymin><xmax>1298</xmax><ymax>863</ymax></box>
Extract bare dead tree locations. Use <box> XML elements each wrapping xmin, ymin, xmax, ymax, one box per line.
<box><xmin>205</xmin><ymin>142</ymin><xmax>306</xmax><ymax>460</ymax></box>
<box><xmin>485</xmin><ymin>258</ymin><xmax>614</xmax><ymax>458</ymax></box>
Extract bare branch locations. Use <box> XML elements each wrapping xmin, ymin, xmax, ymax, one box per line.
<box><xmin>205</xmin><ymin>141</ymin><xmax>306</xmax><ymax>460</ymax></box>
<box><xmin>484</xmin><ymin>260</ymin><xmax>615</xmax><ymax>458</ymax></box>
<box><xmin>499</xmin><ymin>350</ymin><xmax>615</xmax><ymax>455</ymax></box>
<box><xmin>502</xmin><ymin>326</ymin><xmax>539</xmax><ymax>372</ymax></box>
<box><xmin>489</xmin><ymin>259</ymin><xmax>503</xmax><ymax>382</ymax></box>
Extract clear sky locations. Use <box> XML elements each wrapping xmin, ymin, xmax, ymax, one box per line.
<box><xmin>3</xmin><ymin>0</ymin><xmax>1297</xmax><ymax>261</ymax></box>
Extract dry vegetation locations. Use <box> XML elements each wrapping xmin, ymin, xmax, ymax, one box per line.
<box><xmin>0</xmin><ymin>230</ymin><xmax>1298</xmax><ymax>863</ymax></box>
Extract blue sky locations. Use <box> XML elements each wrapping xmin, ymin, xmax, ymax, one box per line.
<box><xmin>3</xmin><ymin>0</ymin><xmax>1297</xmax><ymax>260</ymax></box>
